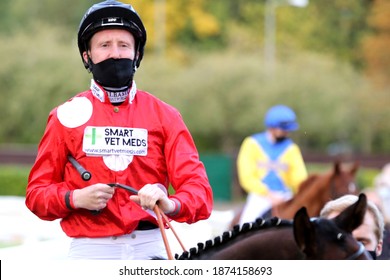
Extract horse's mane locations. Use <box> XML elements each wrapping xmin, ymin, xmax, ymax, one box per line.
<box><xmin>175</xmin><ymin>217</ymin><xmax>292</xmax><ymax>260</ymax></box>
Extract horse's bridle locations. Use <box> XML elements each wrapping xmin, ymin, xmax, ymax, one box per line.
<box><xmin>345</xmin><ymin>242</ymin><xmax>366</xmax><ymax>260</ymax></box>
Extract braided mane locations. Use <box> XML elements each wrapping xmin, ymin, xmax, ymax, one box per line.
<box><xmin>175</xmin><ymin>216</ymin><xmax>292</xmax><ymax>260</ymax></box>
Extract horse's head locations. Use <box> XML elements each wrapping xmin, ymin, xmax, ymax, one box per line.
<box><xmin>329</xmin><ymin>160</ymin><xmax>359</xmax><ymax>198</ymax></box>
<box><xmin>293</xmin><ymin>193</ymin><xmax>372</xmax><ymax>260</ymax></box>
<box><xmin>270</xmin><ymin>160</ymin><xmax>361</xmax><ymax>220</ymax></box>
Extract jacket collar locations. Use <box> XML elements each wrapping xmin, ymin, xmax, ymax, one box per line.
<box><xmin>90</xmin><ymin>79</ymin><xmax>137</xmax><ymax>104</ymax></box>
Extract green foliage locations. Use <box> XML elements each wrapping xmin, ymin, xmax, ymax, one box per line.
<box><xmin>0</xmin><ymin>0</ymin><xmax>95</xmax><ymax>34</ymax></box>
<box><xmin>299</xmin><ymin>0</ymin><xmax>372</xmax><ymax>68</ymax></box>
<box><xmin>0</xmin><ymin>0</ymin><xmax>388</xmax><ymax>156</ymax></box>
<box><xmin>0</xmin><ymin>165</ymin><xmax>31</xmax><ymax>196</ymax></box>
<box><xmin>362</xmin><ymin>0</ymin><xmax>390</xmax><ymax>89</ymax></box>
<box><xmin>137</xmin><ymin>50</ymin><xmax>390</xmax><ymax>154</ymax></box>
<box><xmin>0</xmin><ymin>22</ymin><xmax>90</xmax><ymax>143</ymax></box>
<box><xmin>357</xmin><ymin>167</ymin><xmax>381</xmax><ymax>189</ymax></box>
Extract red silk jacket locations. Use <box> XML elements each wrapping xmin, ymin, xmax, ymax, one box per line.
<box><xmin>26</xmin><ymin>81</ymin><xmax>213</xmax><ymax>237</ymax></box>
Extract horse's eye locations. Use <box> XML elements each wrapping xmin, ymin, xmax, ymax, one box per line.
<box><xmin>337</xmin><ymin>233</ymin><xmax>344</xmax><ymax>240</ymax></box>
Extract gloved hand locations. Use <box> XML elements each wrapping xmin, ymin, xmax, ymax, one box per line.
<box><xmin>130</xmin><ymin>183</ymin><xmax>175</xmax><ymax>214</ymax></box>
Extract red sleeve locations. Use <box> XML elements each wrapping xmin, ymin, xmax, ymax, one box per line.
<box><xmin>162</xmin><ymin>110</ymin><xmax>213</xmax><ymax>224</ymax></box>
<box><xmin>25</xmin><ymin>110</ymin><xmax>72</xmax><ymax>220</ymax></box>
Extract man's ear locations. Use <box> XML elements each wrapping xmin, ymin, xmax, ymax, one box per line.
<box><xmin>376</xmin><ymin>240</ymin><xmax>383</xmax><ymax>256</ymax></box>
<box><xmin>82</xmin><ymin>51</ymin><xmax>89</xmax><ymax>64</ymax></box>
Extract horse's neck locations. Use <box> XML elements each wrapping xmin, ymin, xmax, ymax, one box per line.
<box><xmin>180</xmin><ymin>224</ymin><xmax>261</xmax><ymax>260</ymax></box>
<box><xmin>209</xmin><ymin>227</ymin><xmax>303</xmax><ymax>260</ymax></box>
<box><xmin>196</xmin><ymin>230</ymin><xmax>258</xmax><ymax>260</ymax></box>
<box><xmin>274</xmin><ymin>174</ymin><xmax>332</xmax><ymax>219</ymax></box>
<box><xmin>295</xmin><ymin>178</ymin><xmax>330</xmax><ymax>211</ymax></box>
<box><xmin>178</xmin><ymin>219</ymin><xmax>295</xmax><ymax>260</ymax></box>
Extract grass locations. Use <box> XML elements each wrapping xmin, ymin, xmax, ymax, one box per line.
<box><xmin>0</xmin><ymin>164</ymin><xmax>31</xmax><ymax>196</ymax></box>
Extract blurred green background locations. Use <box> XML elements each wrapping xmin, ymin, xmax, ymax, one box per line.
<box><xmin>0</xmin><ymin>0</ymin><xmax>389</xmax><ymax>200</ymax></box>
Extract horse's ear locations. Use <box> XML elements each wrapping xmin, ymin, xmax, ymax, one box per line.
<box><xmin>334</xmin><ymin>193</ymin><xmax>367</xmax><ymax>233</ymax></box>
<box><xmin>333</xmin><ymin>160</ymin><xmax>341</xmax><ymax>175</ymax></box>
<box><xmin>293</xmin><ymin>207</ymin><xmax>316</xmax><ymax>256</ymax></box>
<box><xmin>350</xmin><ymin>161</ymin><xmax>360</xmax><ymax>175</ymax></box>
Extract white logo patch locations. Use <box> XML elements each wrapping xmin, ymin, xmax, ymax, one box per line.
<box><xmin>103</xmin><ymin>155</ymin><xmax>134</xmax><ymax>171</ymax></box>
<box><xmin>57</xmin><ymin>97</ymin><xmax>93</xmax><ymax>128</ymax></box>
<box><xmin>83</xmin><ymin>126</ymin><xmax>148</xmax><ymax>156</ymax></box>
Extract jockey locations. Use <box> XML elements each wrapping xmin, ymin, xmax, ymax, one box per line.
<box><xmin>237</xmin><ymin>104</ymin><xmax>308</xmax><ymax>225</ymax></box>
<box><xmin>25</xmin><ymin>0</ymin><xmax>213</xmax><ymax>260</ymax></box>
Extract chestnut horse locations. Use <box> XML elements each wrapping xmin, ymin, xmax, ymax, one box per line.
<box><xmin>174</xmin><ymin>193</ymin><xmax>370</xmax><ymax>260</ymax></box>
<box><xmin>229</xmin><ymin>161</ymin><xmax>359</xmax><ymax>228</ymax></box>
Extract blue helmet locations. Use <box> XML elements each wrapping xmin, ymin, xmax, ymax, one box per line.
<box><xmin>264</xmin><ymin>105</ymin><xmax>299</xmax><ymax>131</ymax></box>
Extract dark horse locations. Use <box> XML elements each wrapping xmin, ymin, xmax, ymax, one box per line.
<box><xmin>173</xmin><ymin>193</ymin><xmax>370</xmax><ymax>260</ymax></box>
<box><xmin>230</xmin><ymin>161</ymin><xmax>359</xmax><ymax>228</ymax></box>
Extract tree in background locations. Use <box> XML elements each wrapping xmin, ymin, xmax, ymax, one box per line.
<box><xmin>362</xmin><ymin>0</ymin><xmax>390</xmax><ymax>88</ymax></box>
<box><xmin>131</xmin><ymin>0</ymin><xmax>222</xmax><ymax>53</ymax></box>
<box><xmin>0</xmin><ymin>0</ymin><xmax>389</xmax><ymax>155</ymax></box>
<box><xmin>357</xmin><ymin>0</ymin><xmax>390</xmax><ymax>154</ymax></box>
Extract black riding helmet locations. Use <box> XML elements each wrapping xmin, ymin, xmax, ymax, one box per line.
<box><xmin>77</xmin><ymin>0</ymin><xmax>147</xmax><ymax>71</ymax></box>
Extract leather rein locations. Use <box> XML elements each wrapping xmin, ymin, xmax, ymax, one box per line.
<box><xmin>108</xmin><ymin>183</ymin><xmax>187</xmax><ymax>260</ymax></box>
<box><xmin>68</xmin><ymin>155</ymin><xmax>186</xmax><ymax>260</ymax></box>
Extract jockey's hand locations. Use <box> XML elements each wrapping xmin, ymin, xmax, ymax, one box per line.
<box><xmin>72</xmin><ymin>183</ymin><xmax>115</xmax><ymax>211</ymax></box>
<box><xmin>130</xmin><ymin>183</ymin><xmax>175</xmax><ymax>214</ymax></box>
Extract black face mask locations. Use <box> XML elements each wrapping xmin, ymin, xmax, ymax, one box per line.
<box><xmin>368</xmin><ymin>250</ymin><xmax>377</xmax><ymax>260</ymax></box>
<box><xmin>275</xmin><ymin>136</ymin><xmax>288</xmax><ymax>143</ymax></box>
<box><xmin>90</xmin><ymin>58</ymin><xmax>135</xmax><ymax>88</ymax></box>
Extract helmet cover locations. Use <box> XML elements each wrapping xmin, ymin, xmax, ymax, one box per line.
<box><xmin>264</xmin><ymin>105</ymin><xmax>299</xmax><ymax>131</ymax></box>
<box><xmin>77</xmin><ymin>0</ymin><xmax>147</xmax><ymax>70</ymax></box>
